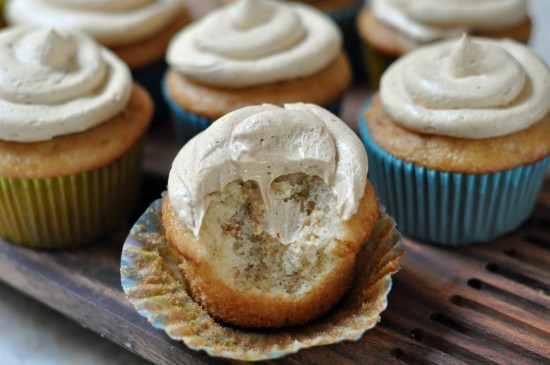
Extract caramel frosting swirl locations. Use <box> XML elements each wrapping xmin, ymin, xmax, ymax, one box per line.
<box><xmin>380</xmin><ymin>35</ymin><xmax>550</xmax><ymax>139</ymax></box>
<box><xmin>0</xmin><ymin>26</ymin><xmax>132</xmax><ymax>142</ymax></box>
<box><xmin>167</xmin><ymin>103</ymin><xmax>368</xmax><ymax>243</ymax></box>
<box><xmin>166</xmin><ymin>0</ymin><xmax>341</xmax><ymax>88</ymax></box>
<box><xmin>372</xmin><ymin>0</ymin><xmax>527</xmax><ymax>43</ymax></box>
<box><xmin>5</xmin><ymin>0</ymin><xmax>186</xmax><ymax>46</ymax></box>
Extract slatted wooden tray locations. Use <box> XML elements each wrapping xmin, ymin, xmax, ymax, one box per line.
<box><xmin>1</xmin><ymin>1</ymin><xmax>549</xmax><ymax>364</ymax></box>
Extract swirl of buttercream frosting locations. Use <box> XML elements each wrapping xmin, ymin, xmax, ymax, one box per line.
<box><xmin>166</xmin><ymin>0</ymin><xmax>341</xmax><ymax>88</ymax></box>
<box><xmin>167</xmin><ymin>103</ymin><xmax>368</xmax><ymax>243</ymax></box>
<box><xmin>5</xmin><ymin>0</ymin><xmax>186</xmax><ymax>46</ymax></box>
<box><xmin>0</xmin><ymin>26</ymin><xmax>132</xmax><ymax>142</ymax></box>
<box><xmin>380</xmin><ymin>35</ymin><xmax>550</xmax><ymax>139</ymax></box>
<box><xmin>372</xmin><ymin>0</ymin><xmax>527</xmax><ymax>43</ymax></box>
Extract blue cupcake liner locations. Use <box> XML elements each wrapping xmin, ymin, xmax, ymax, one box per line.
<box><xmin>358</xmin><ymin>100</ymin><xmax>550</xmax><ymax>246</ymax></box>
<box><xmin>161</xmin><ymin>80</ymin><xmax>213</xmax><ymax>145</ymax></box>
<box><xmin>133</xmin><ymin>61</ymin><xmax>169</xmax><ymax>124</ymax></box>
<box><xmin>162</xmin><ymin>79</ymin><xmax>345</xmax><ymax>145</ymax></box>
<box><xmin>326</xmin><ymin>0</ymin><xmax>364</xmax><ymax>24</ymax></box>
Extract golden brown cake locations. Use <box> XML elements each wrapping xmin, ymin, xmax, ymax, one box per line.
<box><xmin>162</xmin><ymin>103</ymin><xmax>378</xmax><ymax>328</ymax></box>
<box><xmin>112</xmin><ymin>14</ymin><xmax>191</xmax><ymax>70</ymax></box>
<box><xmin>0</xmin><ymin>85</ymin><xmax>152</xmax><ymax>179</ymax></box>
<box><xmin>363</xmin><ymin>96</ymin><xmax>550</xmax><ymax>174</ymax></box>
<box><xmin>165</xmin><ymin>53</ymin><xmax>351</xmax><ymax>121</ymax></box>
<box><xmin>163</xmin><ymin>178</ymin><xmax>378</xmax><ymax>328</ymax></box>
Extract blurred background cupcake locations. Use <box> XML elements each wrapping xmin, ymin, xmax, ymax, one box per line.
<box><xmin>357</xmin><ymin>0</ymin><xmax>532</xmax><ymax>88</ymax></box>
<box><xmin>0</xmin><ymin>26</ymin><xmax>153</xmax><ymax>248</ymax></box>
<box><xmin>164</xmin><ymin>0</ymin><xmax>352</xmax><ymax>144</ymax></box>
<box><xmin>358</xmin><ymin>35</ymin><xmax>550</xmax><ymax>245</ymax></box>
<box><xmin>4</xmin><ymin>0</ymin><xmax>191</xmax><ymax>123</ymax></box>
<box><xmin>219</xmin><ymin>0</ymin><xmax>365</xmax><ymax>81</ymax></box>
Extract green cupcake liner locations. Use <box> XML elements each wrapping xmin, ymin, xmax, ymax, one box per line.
<box><xmin>0</xmin><ymin>141</ymin><xmax>144</xmax><ymax>248</ymax></box>
<box><xmin>360</xmin><ymin>42</ymin><xmax>397</xmax><ymax>90</ymax></box>
<box><xmin>358</xmin><ymin>101</ymin><xmax>550</xmax><ymax>245</ymax></box>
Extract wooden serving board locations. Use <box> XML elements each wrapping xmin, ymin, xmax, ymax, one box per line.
<box><xmin>1</xmin><ymin>1</ymin><xmax>549</xmax><ymax>364</ymax></box>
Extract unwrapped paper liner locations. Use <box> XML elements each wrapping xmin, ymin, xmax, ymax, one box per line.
<box><xmin>358</xmin><ymin>101</ymin><xmax>550</xmax><ymax>245</ymax></box>
<box><xmin>121</xmin><ymin>196</ymin><xmax>402</xmax><ymax>361</ymax></box>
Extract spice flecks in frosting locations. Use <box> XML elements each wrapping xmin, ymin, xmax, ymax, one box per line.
<box><xmin>167</xmin><ymin>103</ymin><xmax>368</xmax><ymax>243</ymax></box>
<box><xmin>380</xmin><ymin>35</ymin><xmax>550</xmax><ymax>139</ymax></box>
<box><xmin>5</xmin><ymin>0</ymin><xmax>186</xmax><ymax>46</ymax></box>
<box><xmin>166</xmin><ymin>0</ymin><xmax>341</xmax><ymax>88</ymax></box>
<box><xmin>0</xmin><ymin>26</ymin><xmax>132</xmax><ymax>142</ymax></box>
<box><xmin>372</xmin><ymin>0</ymin><xmax>527</xmax><ymax>43</ymax></box>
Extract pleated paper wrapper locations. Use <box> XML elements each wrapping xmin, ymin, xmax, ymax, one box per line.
<box><xmin>121</xmin><ymin>197</ymin><xmax>403</xmax><ymax>361</ymax></box>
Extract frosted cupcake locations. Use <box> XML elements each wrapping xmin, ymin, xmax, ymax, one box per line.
<box><xmin>5</xmin><ymin>0</ymin><xmax>191</xmax><ymax>122</ymax></box>
<box><xmin>164</xmin><ymin>0</ymin><xmax>352</xmax><ymax>143</ymax></box>
<box><xmin>163</xmin><ymin>103</ymin><xmax>380</xmax><ymax>328</ymax></box>
<box><xmin>357</xmin><ymin>0</ymin><xmax>532</xmax><ymax>87</ymax></box>
<box><xmin>0</xmin><ymin>26</ymin><xmax>153</xmax><ymax>248</ymax></box>
<box><xmin>359</xmin><ymin>35</ymin><xmax>550</xmax><ymax>245</ymax></box>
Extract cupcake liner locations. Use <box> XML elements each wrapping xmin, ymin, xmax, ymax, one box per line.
<box><xmin>358</xmin><ymin>102</ymin><xmax>550</xmax><ymax>245</ymax></box>
<box><xmin>161</xmin><ymin>81</ymin><xmax>213</xmax><ymax>145</ymax></box>
<box><xmin>360</xmin><ymin>42</ymin><xmax>397</xmax><ymax>89</ymax></box>
<box><xmin>133</xmin><ymin>62</ymin><xmax>169</xmax><ymax>124</ymax></box>
<box><xmin>121</xmin><ymin>197</ymin><xmax>403</xmax><ymax>361</ymax></box>
<box><xmin>162</xmin><ymin>79</ymin><xmax>345</xmax><ymax>145</ymax></box>
<box><xmin>0</xmin><ymin>141</ymin><xmax>144</xmax><ymax>248</ymax></box>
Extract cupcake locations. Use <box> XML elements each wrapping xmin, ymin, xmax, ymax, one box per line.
<box><xmin>357</xmin><ymin>0</ymin><xmax>532</xmax><ymax>87</ymax></box>
<box><xmin>164</xmin><ymin>0</ymin><xmax>352</xmax><ymax>144</ymax></box>
<box><xmin>0</xmin><ymin>26</ymin><xmax>153</xmax><ymax>248</ymax></box>
<box><xmin>4</xmin><ymin>0</ymin><xmax>191</xmax><ymax>123</ymax></box>
<box><xmin>359</xmin><ymin>35</ymin><xmax>550</xmax><ymax>245</ymax></box>
<box><xmin>162</xmin><ymin>103</ymin><xmax>380</xmax><ymax>328</ymax></box>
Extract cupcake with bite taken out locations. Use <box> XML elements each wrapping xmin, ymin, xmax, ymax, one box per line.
<box><xmin>357</xmin><ymin>0</ymin><xmax>532</xmax><ymax>87</ymax></box>
<box><xmin>0</xmin><ymin>26</ymin><xmax>153</xmax><ymax>248</ymax></box>
<box><xmin>163</xmin><ymin>0</ymin><xmax>352</xmax><ymax>144</ymax></box>
<box><xmin>162</xmin><ymin>102</ymin><xmax>381</xmax><ymax>328</ymax></box>
<box><xmin>359</xmin><ymin>34</ymin><xmax>550</xmax><ymax>245</ymax></box>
